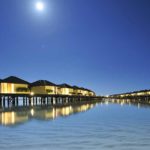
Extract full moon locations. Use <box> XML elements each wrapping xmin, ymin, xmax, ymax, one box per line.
<box><xmin>36</xmin><ymin>2</ymin><xmax>44</xmax><ymax>11</ymax></box>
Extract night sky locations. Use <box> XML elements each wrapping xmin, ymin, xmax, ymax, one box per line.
<box><xmin>0</xmin><ymin>0</ymin><xmax>150</xmax><ymax>95</ymax></box>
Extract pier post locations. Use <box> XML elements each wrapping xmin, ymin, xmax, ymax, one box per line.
<box><xmin>16</xmin><ymin>97</ymin><xmax>19</xmax><ymax>106</ymax></box>
<box><xmin>7</xmin><ymin>97</ymin><xmax>10</xmax><ymax>107</ymax></box>
<box><xmin>56</xmin><ymin>97</ymin><xmax>58</xmax><ymax>104</ymax></box>
<box><xmin>60</xmin><ymin>97</ymin><xmax>62</xmax><ymax>103</ymax></box>
<box><xmin>40</xmin><ymin>97</ymin><xmax>42</xmax><ymax>105</ymax></box>
<box><xmin>35</xmin><ymin>96</ymin><xmax>37</xmax><ymax>105</ymax></box>
<box><xmin>32</xmin><ymin>97</ymin><xmax>34</xmax><ymax>105</ymax></box>
<box><xmin>43</xmin><ymin>97</ymin><xmax>45</xmax><ymax>105</ymax></box>
<box><xmin>65</xmin><ymin>97</ymin><xmax>67</xmax><ymax>104</ymax></box>
<box><xmin>23</xmin><ymin>97</ymin><xmax>25</xmax><ymax>106</ymax></box>
<box><xmin>0</xmin><ymin>96</ymin><xmax>2</xmax><ymax>106</ymax></box>
<box><xmin>3</xmin><ymin>97</ymin><xmax>6</xmax><ymax>107</ymax></box>
<box><xmin>51</xmin><ymin>97</ymin><xmax>54</xmax><ymax>105</ymax></box>
<box><xmin>38</xmin><ymin>97</ymin><xmax>41</xmax><ymax>105</ymax></box>
<box><xmin>48</xmin><ymin>97</ymin><xmax>51</xmax><ymax>105</ymax></box>
<box><xmin>46</xmin><ymin>97</ymin><xmax>48</xmax><ymax>105</ymax></box>
<box><xmin>41</xmin><ymin>97</ymin><xmax>43</xmax><ymax>105</ymax></box>
<box><xmin>63</xmin><ymin>97</ymin><xmax>66</xmax><ymax>104</ymax></box>
<box><xmin>25</xmin><ymin>97</ymin><xmax>28</xmax><ymax>105</ymax></box>
<box><xmin>29</xmin><ymin>97</ymin><xmax>31</xmax><ymax>105</ymax></box>
<box><xmin>47</xmin><ymin>97</ymin><xmax>50</xmax><ymax>105</ymax></box>
<box><xmin>12</xmin><ymin>97</ymin><xmax>15</xmax><ymax>106</ymax></box>
<box><xmin>68</xmin><ymin>97</ymin><xmax>70</xmax><ymax>103</ymax></box>
<box><xmin>64</xmin><ymin>97</ymin><xmax>66</xmax><ymax>104</ymax></box>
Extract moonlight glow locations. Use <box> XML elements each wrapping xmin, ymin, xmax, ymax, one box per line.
<box><xmin>36</xmin><ymin>2</ymin><xmax>44</xmax><ymax>11</ymax></box>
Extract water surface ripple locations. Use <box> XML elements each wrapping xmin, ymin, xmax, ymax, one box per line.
<box><xmin>0</xmin><ymin>101</ymin><xmax>150</xmax><ymax>150</ymax></box>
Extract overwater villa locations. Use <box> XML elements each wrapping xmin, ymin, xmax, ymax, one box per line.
<box><xmin>110</xmin><ymin>89</ymin><xmax>150</xmax><ymax>98</ymax></box>
<box><xmin>57</xmin><ymin>84</ymin><xmax>95</xmax><ymax>96</ymax></box>
<box><xmin>0</xmin><ymin>76</ymin><xmax>30</xmax><ymax>94</ymax></box>
<box><xmin>72</xmin><ymin>86</ymin><xmax>94</xmax><ymax>96</ymax></box>
<box><xmin>57</xmin><ymin>84</ymin><xmax>74</xmax><ymax>95</ymax></box>
<box><xmin>30</xmin><ymin>80</ymin><xmax>57</xmax><ymax>95</ymax></box>
<box><xmin>0</xmin><ymin>76</ymin><xmax>96</xmax><ymax>96</ymax></box>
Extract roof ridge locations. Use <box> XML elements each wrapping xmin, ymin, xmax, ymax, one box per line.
<box><xmin>2</xmin><ymin>76</ymin><xmax>29</xmax><ymax>84</ymax></box>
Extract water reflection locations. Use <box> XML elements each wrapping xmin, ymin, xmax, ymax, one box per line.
<box><xmin>103</xmin><ymin>98</ymin><xmax>150</xmax><ymax>108</ymax></box>
<box><xmin>0</xmin><ymin>102</ymin><xmax>97</xmax><ymax>126</ymax></box>
<box><xmin>2</xmin><ymin>99</ymin><xmax>150</xmax><ymax>126</ymax></box>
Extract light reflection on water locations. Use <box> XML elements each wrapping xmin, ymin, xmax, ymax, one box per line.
<box><xmin>0</xmin><ymin>103</ymin><xmax>96</xmax><ymax>126</ymax></box>
<box><xmin>0</xmin><ymin>100</ymin><xmax>150</xmax><ymax>150</ymax></box>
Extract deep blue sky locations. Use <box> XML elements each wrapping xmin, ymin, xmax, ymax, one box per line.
<box><xmin>0</xmin><ymin>0</ymin><xmax>150</xmax><ymax>95</ymax></box>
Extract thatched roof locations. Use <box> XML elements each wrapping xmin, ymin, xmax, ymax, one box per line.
<box><xmin>58</xmin><ymin>83</ymin><xmax>73</xmax><ymax>88</ymax></box>
<box><xmin>80</xmin><ymin>87</ymin><xmax>87</xmax><ymax>90</ymax></box>
<box><xmin>2</xmin><ymin>76</ymin><xmax>29</xmax><ymax>84</ymax></box>
<box><xmin>72</xmin><ymin>85</ymin><xmax>80</xmax><ymax>89</ymax></box>
<box><xmin>84</xmin><ymin>88</ymin><xmax>93</xmax><ymax>92</ymax></box>
<box><xmin>31</xmin><ymin>80</ymin><xmax>56</xmax><ymax>87</ymax></box>
<box><xmin>70</xmin><ymin>85</ymin><xmax>94</xmax><ymax>93</ymax></box>
<box><xmin>73</xmin><ymin>86</ymin><xmax>92</xmax><ymax>92</ymax></box>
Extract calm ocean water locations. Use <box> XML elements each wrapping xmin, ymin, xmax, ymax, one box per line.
<box><xmin>0</xmin><ymin>100</ymin><xmax>150</xmax><ymax>150</ymax></box>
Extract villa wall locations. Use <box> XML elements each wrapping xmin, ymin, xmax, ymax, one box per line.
<box><xmin>31</xmin><ymin>86</ymin><xmax>45</xmax><ymax>94</ymax></box>
<box><xmin>60</xmin><ymin>88</ymin><xmax>70</xmax><ymax>95</ymax></box>
<box><xmin>45</xmin><ymin>86</ymin><xmax>56</xmax><ymax>94</ymax></box>
<box><xmin>89</xmin><ymin>91</ymin><xmax>95</xmax><ymax>96</ymax></box>
<box><xmin>56</xmin><ymin>87</ymin><xmax>62</xmax><ymax>95</ymax></box>
<box><xmin>31</xmin><ymin>86</ymin><xmax>56</xmax><ymax>94</ymax></box>
<box><xmin>58</xmin><ymin>88</ymin><xmax>74</xmax><ymax>95</ymax></box>
<box><xmin>0</xmin><ymin>83</ymin><xmax>29</xmax><ymax>94</ymax></box>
